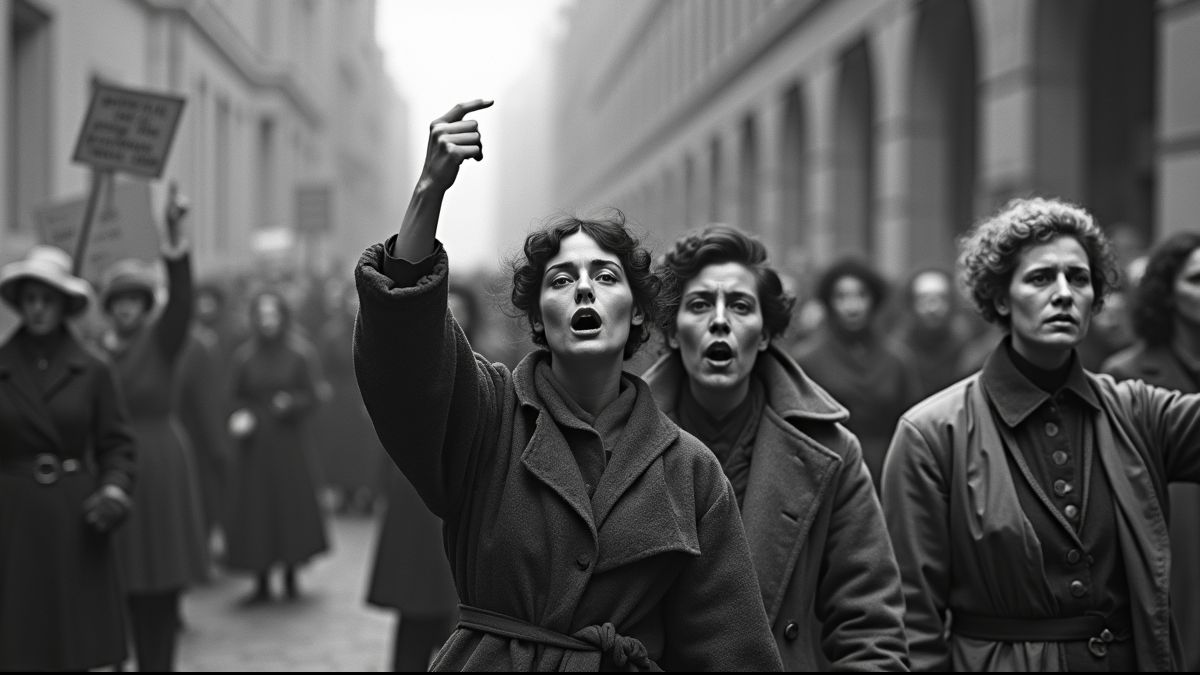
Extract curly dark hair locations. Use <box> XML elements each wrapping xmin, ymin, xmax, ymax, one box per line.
<box><xmin>814</xmin><ymin>257</ymin><xmax>888</xmax><ymax>316</ymax></box>
<box><xmin>958</xmin><ymin>197</ymin><xmax>1118</xmax><ymax>328</ymax></box>
<box><xmin>656</xmin><ymin>225</ymin><xmax>794</xmax><ymax>342</ymax></box>
<box><xmin>509</xmin><ymin>211</ymin><xmax>661</xmax><ymax>360</ymax></box>
<box><xmin>1131</xmin><ymin>231</ymin><xmax>1200</xmax><ymax>346</ymax></box>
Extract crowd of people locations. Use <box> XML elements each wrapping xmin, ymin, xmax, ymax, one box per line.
<box><xmin>4</xmin><ymin>95</ymin><xmax>1200</xmax><ymax>672</ymax></box>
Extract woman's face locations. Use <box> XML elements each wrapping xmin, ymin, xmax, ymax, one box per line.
<box><xmin>830</xmin><ymin>275</ymin><xmax>873</xmax><ymax>332</ymax></box>
<box><xmin>18</xmin><ymin>281</ymin><xmax>66</xmax><ymax>336</ymax></box>
<box><xmin>536</xmin><ymin>231</ymin><xmax>642</xmax><ymax>363</ymax></box>
<box><xmin>670</xmin><ymin>262</ymin><xmax>768</xmax><ymax>397</ymax></box>
<box><xmin>1174</xmin><ymin>248</ymin><xmax>1200</xmax><ymax>327</ymax></box>
<box><xmin>911</xmin><ymin>271</ymin><xmax>953</xmax><ymax>331</ymax></box>
<box><xmin>996</xmin><ymin>235</ymin><xmax>1094</xmax><ymax>360</ymax></box>
<box><xmin>109</xmin><ymin>292</ymin><xmax>149</xmax><ymax>334</ymax></box>
<box><xmin>253</xmin><ymin>295</ymin><xmax>285</xmax><ymax>339</ymax></box>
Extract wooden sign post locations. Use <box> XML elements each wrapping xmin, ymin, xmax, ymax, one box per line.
<box><xmin>68</xmin><ymin>80</ymin><xmax>186</xmax><ymax>275</ymax></box>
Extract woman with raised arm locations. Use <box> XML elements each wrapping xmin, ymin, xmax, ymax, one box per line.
<box><xmin>882</xmin><ymin>197</ymin><xmax>1200</xmax><ymax>671</ymax></box>
<box><xmin>642</xmin><ymin>226</ymin><xmax>909</xmax><ymax>670</ymax></box>
<box><xmin>353</xmin><ymin>99</ymin><xmax>782</xmax><ymax>671</ymax></box>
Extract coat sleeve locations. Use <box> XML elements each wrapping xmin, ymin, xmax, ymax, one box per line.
<box><xmin>881</xmin><ymin>416</ymin><xmax>952</xmax><ymax>672</ymax></box>
<box><xmin>154</xmin><ymin>251</ymin><xmax>194</xmax><ymax>363</ymax></box>
<box><xmin>353</xmin><ymin>238</ymin><xmax>505</xmax><ymax>519</ymax></box>
<box><xmin>661</xmin><ymin>461</ymin><xmax>784</xmax><ymax>671</ymax></box>
<box><xmin>816</xmin><ymin>434</ymin><xmax>911</xmax><ymax>670</ymax></box>
<box><xmin>91</xmin><ymin>356</ymin><xmax>137</xmax><ymax>494</ymax></box>
<box><xmin>1126</xmin><ymin>381</ymin><xmax>1200</xmax><ymax>483</ymax></box>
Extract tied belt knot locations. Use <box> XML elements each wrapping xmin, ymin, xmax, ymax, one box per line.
<box><xmin>458</xmin><ymin>604</ymin><xmax>662</xmax><ymax>671</ymax></box>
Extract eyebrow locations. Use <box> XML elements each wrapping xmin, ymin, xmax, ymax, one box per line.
<box><xmin>684</xmin><ymin>289</ymin><xmax>758</xmax><ymax>301</ymax></box>
<box><xmin>544</xmin><ymin>259</ymin><xmax>622</xmax><ymax>276</ymax></box>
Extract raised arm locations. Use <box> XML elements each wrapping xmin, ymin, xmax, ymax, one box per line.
<box><xmin>154</xmin><ymin>183</ymin><xmax>194</xmax><ymax>362</ymax></box>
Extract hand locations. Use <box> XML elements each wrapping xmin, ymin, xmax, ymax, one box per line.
<box><xmin>164</xmin><ymin>180</ymin><xmax>191</xmax><ymax>250</ymax></box>
<box><xmin>83</xmin><ymin>484</ymin><xmax>131</xmax><ymax>533</ymax></box>
<box><xmin>271</xmin><ymin>391</ymin><xmax>294</xmax><ymax>415</ymax></box>
<box><xmin>419</xmin><ymin>99</ymin><xmax>493</xmax><ymax>193</ymax></box>
<box><xmin>229</xmin><ymin>408</ymin><xmax>257</xmax><ymax>438</ymax></box>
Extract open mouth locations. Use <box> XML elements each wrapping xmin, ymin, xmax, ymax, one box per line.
<box><xmin>703</xmin><ymin>341</ymin><xmax>734</xmax><ymax>365</ymax></box>
<box><xmin>1045</xmin><ymin>314</ymin><xmax>1077</xmax><ymax>326</ymax></box>
<box><xmin>570</xmin><ymin>308</ymin><xmax>602</xmax><ymax>333</ymax></box>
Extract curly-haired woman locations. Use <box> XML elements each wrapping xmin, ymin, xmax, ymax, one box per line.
<box><xmin>882</xmin><ymin>197</ymin><xmax>1200</xmax><ymax>671</ymax></box>
<box><xmin>353</xmin><ymin>99</ymin><xmax>781</xmax><ymax>671</ymax></box>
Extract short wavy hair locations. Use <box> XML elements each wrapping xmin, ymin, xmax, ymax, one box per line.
<box><xmin>656</xmin><ymin>225</ymin><xmax>794</xmax><ymax>342</ymax></box>
<box><xmin>1131</xmin><ymin>231</ymin><xmax>1200</xmax><ymax>346</ymax></box>
<box><xmin>958</xmin><ymin>197</ymin><xmax>1119</xmax><ymax>328</ymax></box>
<box><xmin>509</xmin><ymin>211</ymin><xmax>661</xmax><ymax>360</ymax></box>
<box><xmin>815</xmin><ymin>257</ymin><xmax>888</xmax><ymax>316</ymax></box>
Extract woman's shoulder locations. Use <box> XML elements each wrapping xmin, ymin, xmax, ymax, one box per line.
<box><xmin>899</xmin><ymin>374</ymin><xmax>980</xmax><ymax>428</ymax></box>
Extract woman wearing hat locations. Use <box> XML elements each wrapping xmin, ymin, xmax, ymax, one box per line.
<box><xmin>98</xmin><ymin>191</ymin><xmax>208</xmax><ymax>672</ymax></box>
<box><xmin>0</xmin><ymin>245</ymin><xmax>137</xmax><ymax>671</ymax></box>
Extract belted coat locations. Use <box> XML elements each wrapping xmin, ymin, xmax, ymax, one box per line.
<box><xmin>353</xmin><ymin>240</ymin><xmax>782</xmax><ymax>671</ymax></box>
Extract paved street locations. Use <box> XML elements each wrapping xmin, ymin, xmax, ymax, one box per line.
<box><xmin>174</xmin><ymin>512</ymin><xmax>396</xmax><ymax>672</ymax></box>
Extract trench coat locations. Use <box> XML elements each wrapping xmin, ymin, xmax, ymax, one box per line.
<box><xmin>0</xmin><ymin>328</ymin><xmax>136</xmax><ymax>670</ymax></box>
<box><xmin>353</xmin><ymin>240</ymin><xmax>783</xmax><ymax>671</ymax></box>
<box><xmin>104</xmin><ymin>252</ymin><xmax>209</xmax><ymax>593</ymax></box>
<box><xmin>223</xmin><ymin>333</ymin><xmax>329</xmax><ymax>572</ymax></box>
<box><xmin>882</xmin><ymin>344</ymin><xmax>1200</xmax><ymax>671</ymax></box>
<box><xmin>1103</xmin><ymin>342</ymin><xmax>1200</xmax><ymax>671</ymax></box>
<box><xmin>643</xmin><ymin>345</ymin><xmax>910</xmax><ymax>671</ymax></box>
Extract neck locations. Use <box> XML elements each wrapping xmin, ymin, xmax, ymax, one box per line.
<box><xmin>1009</xmin><ymin>333</ymin><xmax>1073</xmax><ymax>370</ymax></box>
<box><xmin>687</xmin><ymin>378</ymin><xmax>749</xmax><ymax>421</ymax></box>
<box><xmin>1172</xmin><ymin>318</ymin><xmax>1200</xmax><ymax>371</ymax></box>
<box><xmin>549</xmin><ymin>353</ymin><xmax>624</xmax><ymax>418</ymax></box>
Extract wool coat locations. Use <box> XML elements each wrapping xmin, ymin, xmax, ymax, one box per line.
<box><xmin>882</xmin><ymin>344</ymin><xmax>1200</xmax><ymax>671</ymax></box>
<box><xmin>353</xmin><ymin>240</ymin><xmax>783</xmax><ymax>671</ymax></box>
<box><xmin>643</xmin><ymin>345</ymin><xmax>909</xmax><ymax>671</ymax></box>
<box><xmin>0</xmin><ymin>327</ymin><xmax>136</xmax><ymax>670</ymax></box>
<box><xmin>103</xmin><ymin>252</ymin><xmax>209</xmax><ymax>593</ymax></box>
<box><xmin>224</xmin><ymin>333</ymin><xmax>329</xmax><ymax>572</ymax></box>
<box><xmin>1103</xmin><ymin>342</ymin><xmax>1200</xmax><ymax>671</ymax></box>
<box><xmin>792</xmin><ymin>327</ymin><xmax>921</xmax><ymax>487</ymax></box>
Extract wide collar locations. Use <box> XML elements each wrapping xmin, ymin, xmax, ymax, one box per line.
<box><xmin>512</xmin><ymin>351</ymin><xmax>686</xmax><ymax>557</ymax></box>
<box><xmin>980</xmin><ymin>339</ymin><xmax>1101</xmax><ymax>427</ymax></box>
<box><xmin>0</xmin><ymin>328</ymin><xmax>90</xmax><ymax>450</ymax></box>
<box><xmin>644</xmin><ymin>344</ymin><xmax>846</xmax><ymax>622</ymax></box>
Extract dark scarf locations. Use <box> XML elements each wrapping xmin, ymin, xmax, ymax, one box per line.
<box><xmin>676</xmin><ymin>376</ymin><xmax>765</xmax><ymax>507</ymax></box>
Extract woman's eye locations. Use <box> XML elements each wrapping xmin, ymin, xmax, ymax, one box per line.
<box><xmin>550</xmin><ymin>276</ymin><xmax>572</xmax><ymax>288</ymax></box>
<box><xmin>595</xmin><ymin>271</ymin><xmax>617</xmax><ymax>283</ymax></box>
<box><xmin>1070</xmin><ymin>271</ymin><xmax>1091</xmax><ymax>286</ymax></box>
<box><xmin>686</xmin><ymin>300</ymin><xmax>710</xmax><ymax>312</ymax></box>
<box><xmin>731</xmin><ymin>301</ymin><xmax>752</xmax><ymax>313</ymax></box>
<box><xmin>1028</xmin><ymin>272</ymin><xmax>1048</xmax><ymax>285</ymax></box>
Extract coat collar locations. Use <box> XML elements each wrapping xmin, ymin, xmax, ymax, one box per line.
<box><xmin>642</xmin><ymin>344</ymin><xmax>848</xmax><ymax>424</ymax></box>
<box><xmin>980</xmin><ymin>339</ymin><xmax>1100</xmax><ymax>427</ymax></box>
<box><xmin>644</xmin><ymin>344</ymin><xmax>846</xmax><ymax>622</ymax></box>
<box><xmin>0</xmin><ymin>328</ymin><xmax>90</xmax><ymax>450</ymax></box>
<box><xmin>512</xmin><ymin>351</ymin><xmax>684</xmax><ymax>547</ymax></box>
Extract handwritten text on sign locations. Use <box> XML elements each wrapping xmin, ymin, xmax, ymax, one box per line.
<box><xmin>71</xmin><ymin>83</ymin><xmax>186</xmax><ymax>179</ymax></box>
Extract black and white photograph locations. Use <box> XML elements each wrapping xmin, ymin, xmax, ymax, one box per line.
<box><xmin>2</xmin><ymin>0</ymin><xmax>1200</xmax><ymax>671</ymax></box>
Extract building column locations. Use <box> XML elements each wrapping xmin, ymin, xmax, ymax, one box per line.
<box><xmin>871</xmin><ymin>3</ymin><xmax>918</xmax><ymax>278</ymax></box>
<box><xmin>756</xmin><ymin>97</ymin><xmax>787</xmax><ymax>253</ymax></box>
<box><xmin>1158</xmin><ymin>0</ymin><xmax>1200</xmax><ymax>239</ymax></box>
<box><xmin>806</xmin><ymin>57</ymin><xmax>838</xmax><ymax>263</ymax></box>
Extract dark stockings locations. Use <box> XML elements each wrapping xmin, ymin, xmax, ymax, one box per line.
<box><xmin>127</xmin><ymin>589</ymin><xmax>181</xmax><ymax>671</ymax></box>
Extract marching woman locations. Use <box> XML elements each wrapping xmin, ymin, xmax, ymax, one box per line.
<box><xmin>882</xmin><ymin>197</ymin><xmax>1200</xmax><ymax>671</ymax></box>
<box><xmin>0</xmin><ymin>245</ymin><xmax>136</xmax><ymax>671</ymax></box>
<box><xmin>642</xmin><ymin>226</ymin><xmax>909</xmax><ymax>670</ymax></box>
<box><xmin>98</xmin><ymin>187</ymin><xmax>208</xmax><ymax>671</ymax></box>
<box><xmin>354</xmin><ymin>99</ymin><xmax>782</xmax><ymax>671</ymax></box>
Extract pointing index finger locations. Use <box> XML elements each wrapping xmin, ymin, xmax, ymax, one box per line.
<box><xmin>438</xmin><ymin>99</ymin><xmax>494</xmax><ymax>123</ymax></box>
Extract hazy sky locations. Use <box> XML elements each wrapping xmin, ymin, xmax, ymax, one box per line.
<box><xmin>375</xmin><ymin>0</ymin><xmax>568</xmax><ymax>273</ymax></box>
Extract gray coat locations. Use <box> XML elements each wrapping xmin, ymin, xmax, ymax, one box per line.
<box><xmin>644</xmin><ymin>345</ymin><xmax>909</xmax><ymax>671</ymax></box>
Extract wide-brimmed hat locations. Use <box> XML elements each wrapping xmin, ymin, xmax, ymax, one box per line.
<box><xmin>0</xmin><ymin>245</ymin><xmax>92</xmax><ymax>316</ymax></box>
<box><xmin>100</xmin><ymin>258</ymin><xmax>161</xmax><ymax>311</ymax></box>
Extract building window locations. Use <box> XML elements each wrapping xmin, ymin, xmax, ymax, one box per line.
<box><xmin>7</xmin><ymin>0</ymin><xmax>51</xmax><ymax>233</ymax></box>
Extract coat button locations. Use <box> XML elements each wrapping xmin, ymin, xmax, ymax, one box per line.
<box><xmin>1066</xmin><ymin>549</ymin><xmax>1082</xmax><ymax>565</ymax></box>
<box><xmin>1054</xmin><ymin>479</ymin><xmax>1073</xmax><ymax>497</ymax></box>
<box><xmin>1052</xmin><ymin>451</ymin><xmax>1069</xmax><ymax>466</ymax></box>
<box><xmin>576</xmin><ymin>554</ymin><xmax>591</xmax><ymax>570</ymax></box>
<box><xmin>1045</xmin><ymin>422</ymin><xmax>1059</xmax><ymax>437</ymax></box>
<box><xmin>783</xmin><ymin>622</ymin><xmax>800</xmax><ymax>641</ymax></box>
<box><xmin>1070</xmin><ymin>580</ymin><xmax>1087</xmax><ymax>597</ymax></box>
<box><xmin>1064</xmin><ymin>504</ymin><xmax>1079</xmax><ymax>520</ymax></box>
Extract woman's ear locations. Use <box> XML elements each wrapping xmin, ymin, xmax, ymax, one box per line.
<box><xmin>993</xmin><ymin>295</ymin><xmax>1010</xmax><ymax>317</ymax></box>
<box><xmin>758</xmin><ymin>331</ymin><xmax>770</xmax><ymax>351</ymax></box>
<box><xmin>631</xmin><ymin>305</ymin><xmax>645</xmax><ymax>327</ymax></box>
<box><xmin>666</xmin><ymin>331</ymin><xmax>679</xmax><ymax>350</ymax></box>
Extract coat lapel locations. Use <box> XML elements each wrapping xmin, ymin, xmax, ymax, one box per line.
<box><xmin>520</xmin><ymin>412</ymin><xmax>597</xmax><ymax>537</ymax></box>
<box><xmin>740</xmin><ymin>409</ymin><xmax>840</xmax><ymax>622</ymax></box>
<box><xmin>0</xmin><ymin>339</ymin><xmax>66</xmax><ymax>451</ymax></box>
